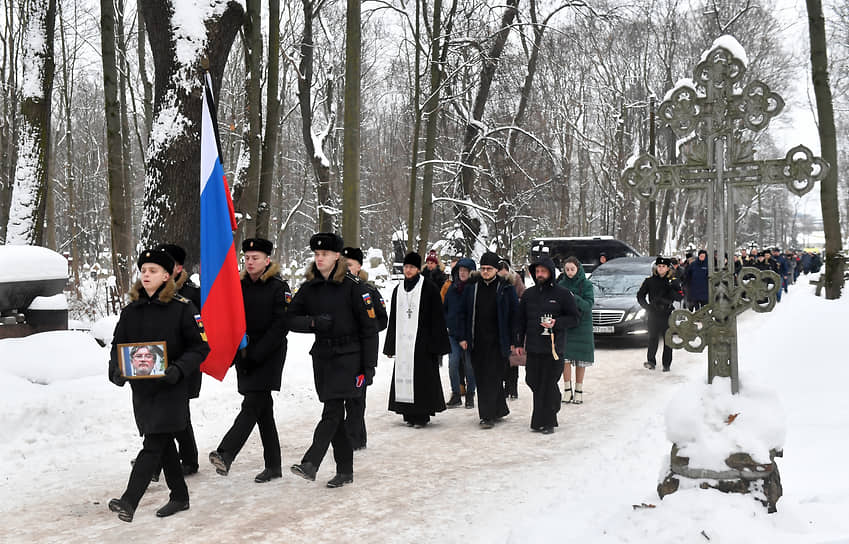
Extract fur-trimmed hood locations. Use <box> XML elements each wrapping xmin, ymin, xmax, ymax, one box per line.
<box><xmin>240</xmin><ymin>261</ymin><xmax>281</xmax><ymax>283</ymax></box>
<box><xmin>305</xmin><ymin>256</ymin><xmax>349</xmax><ymax>283</ymax></box>
<box><xmin>129</xmin><ymin>277</ymin><xmax>177</xmax><ymax>303</ymax></box>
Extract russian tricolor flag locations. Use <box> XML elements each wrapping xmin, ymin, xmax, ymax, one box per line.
<box><xmin>199</xmin><ymin>73</ymin><xmax>245</xmax><ymax>381</ymax></box>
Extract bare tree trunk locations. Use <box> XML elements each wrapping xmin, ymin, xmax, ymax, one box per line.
<box><xmin>806</xmin><ymin>0</ymin><xmax>844</xmax><ymax>299</ymax></box>
<box><xmin>455</xmin><ymin>0</ymin><xmax>519</xmax><ymax>253</ymax></box>
<box><xmin>341</xmin><ymin>0</ymin><xmax>361</xmax><ymax>245</ymax></box>
<box><xmin>137</xmin><ymin>1</ymin><xmax>153</xmax><ymax>142</ymax></box>
<box><xmin>298</xmin><ymin>0</ymin><xmax>334</xmax><ymax>233</ymax></box>
<box><xmin>0</xmin><ymin>0</ymin><xmax>19</xmax><ymax>242</ymax></box>
<box><xmin>406</xmin><ymin>0</ymin><xmax>422</xmax><ymax>252</ymax></box>
<box><xmin>138</xmin><ymin>0</ymin><xmax>244</xmax><ymax>271</ymax></box>
<box><xmin>416</xmin><ymin>0</ymin><xmax>443</xmax><ymax>255</ymax></box>
<box><xmin>100</xmin><ymin>0</ymin><xmax>132</xmax><ymax>292</ymax></box>
<box><xmin>6</xmin><ymin>0</ymin><xmax>56</xmax><ymax>245</ymax></box>
<box><xmin>57</xmin><ymin>0</ymin><xmax>80</xmax><ymax>288</ymax></box>
<box><xmin>256</xmin><ymin>0</ymin><xmax>280</xmax><ymax>240</ymax></box>
<box><xmin>232</xmin><ymin>0</ymin><xmax>261</xmax><ymax>239</ymax></box>
<box><xmin>116</xmin><ymin>0</ymin><xmax>134</xmax><ymax>245</ymax></box>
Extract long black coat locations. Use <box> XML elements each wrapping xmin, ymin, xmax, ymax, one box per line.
<box><xmin>234</xmin><ymin>262</ymin><xmax>290</xmax><ymax>394</ymax></box>
<box><xmin>108</xmin><ymin>280</ymin><xmax>210</xmax><ymax>436</ymax></box>
<box><xmin>517</xmin><ymin>260</ymin><xmax>579</xmax><ymax>357</ymax></box>
<box><xmin>175</xmin><ymin>271</ymin><xmax>203</xmax><ymax>398</ymax></box>
<box><xmin>286</xmin><ymin>258</ymin><xmax>379</xmax><ymax>402</ymax></box>
<box><xmin>384</xmin><ymin>276</ymin><xmax>451</xmax><ymax>416</ymax></box>
<box><xmin>637</xmin><ymin>272</ymin><xmax>683</xmax><ymax>327</ymax></box>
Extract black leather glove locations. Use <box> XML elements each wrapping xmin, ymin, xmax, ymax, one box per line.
<box><xmin>110</xmin><ymin>369</ymin><xmax>127</xmax><ymax>387</ymax></box>
<box><xmin>163</xmin><ymin>365</ymin><xmax>182</xmax><ymax>385</ymax></box>
<box><xmin>312</xmin><ymin>314</ymin><xmax>333</xmax><ymax>332</ymax></box>
<box><xmin>364</xmin><ymin>366</ymin><xmax>375</xmax><ymax>386</ymax></box>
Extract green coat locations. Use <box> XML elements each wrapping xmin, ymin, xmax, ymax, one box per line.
<box><xmin>558</xmin><ymin>266</ymin><xmax>595</xmax><ymax>363</ymax></box>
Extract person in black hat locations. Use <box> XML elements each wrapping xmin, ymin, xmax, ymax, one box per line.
<box><xmin>384</xmin><ymin>252</ymin><xmax>451</xmax><ymax>428</ymax></box>
<box><xmin>683</xmin><ymin>249</ymin><xmax>709</xmax><ymax>311</ymax></box>
<box><xmin>636</xmin><ymin>257</ymin><xmax>683</xmax><ymax>371</ymax></box>
<box><xmin>286</xmin><ymin>233</ymin><xmax>379</xmax><ymax>488</ymax></box>
<box><xmin>457</xmin><ymin>251</ymin><xmax>519</xmax><ymax>428</ymax></box>
<box><xmin>209</xmin><ymin>237</ymin><xmax>292</xmax><ymax>484</ymax></box>
<box><xmin>153</xmin><ymin>243</ymin><xmax>202</xmax><ymax>477</ymax></box>
<box><xmin>107</xmin><ymin>249</ymin><xmax>209</xmax><ymax>522</ymax></box>
<box><xmin>341</xmin><ymin>246</ymin><xmax>388</xmax><ymax>450</ymax></box>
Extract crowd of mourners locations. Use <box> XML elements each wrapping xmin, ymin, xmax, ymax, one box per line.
<box><xmin>103</xmin><ymin>233</ymin><xmax>820</xmax><ymax>523</ymax></box>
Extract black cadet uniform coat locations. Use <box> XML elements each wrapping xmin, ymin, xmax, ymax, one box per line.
<box><xmin>357</xmin><ymin>269</ymin><xmax>388</xmax><ymax>332</ymax></box>
<box><xmin>174</xmin><ymin>271</ymin><xmax>203</xmax><ymax>399</ymax></box>
<box><xmin>636</xmin><ymin>272</ymin><xmax>683</xmax><ymax>327</ymax></box>
<box><xmin>234</xmin><ymin>262</ymin><xmax>290</xmax><ymax>394</ymax></box>
<box><xmin>108</xmin><ymin>280</ymin><xmax>210</xmax><ymax>436</ymax></box>
<box><xmin>287</xmin><ymin>259</ymin><xmax>379</xmax><ymax>402</ymax></box>
<box><xmin>384</xmin><ymin>275</ymin><xmax>451</xmax><ymax>417</ymax></box>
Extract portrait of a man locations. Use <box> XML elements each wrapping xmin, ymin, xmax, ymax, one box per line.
<box><xmin>119</xmin><ymin>342</ymin><xmax>168</xmax><ymax>379</ymax></box>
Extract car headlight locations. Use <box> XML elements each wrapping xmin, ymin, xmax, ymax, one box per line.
<box><xmin>626</xmin><ymin>308</ymin><xmax>646</xmax><ymax>321</ymax></box>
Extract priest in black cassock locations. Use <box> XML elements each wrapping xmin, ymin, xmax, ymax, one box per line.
<box><xmin>384</xmin><ymin>252</ymin><xmax>451</xmax><ymax>427</ymax></box>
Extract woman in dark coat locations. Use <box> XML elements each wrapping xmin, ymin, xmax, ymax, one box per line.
<box><xmin>107</xmin><ymin>249</ymin><xmax>209</xmax><ymax>523</ymax></box>
<box><xmin>557</xmin><ymin>256</ymin><xmax>594</xmax><ymax>404</ymax></box>
<box><xmin>384</xmin><ymin>252</ymin><xmax>451</xmax><ymax>427</ymax></box>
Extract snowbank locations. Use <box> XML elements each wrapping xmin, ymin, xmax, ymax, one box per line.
<box><xmin>28</xmin><ymin>293</ymin><xmax>68</xmax><ymax>310</ymax></box>
<box><xmin>0</xmin><ymin>331</ymin><xmax>107</xmax><ymax>385</ymax></box>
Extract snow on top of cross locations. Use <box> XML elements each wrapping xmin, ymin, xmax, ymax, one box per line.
<box><xmin>700</xmin><ymin>34</ymin><xmax>749</xmax><ymax>68</ymax></box>
<box><xmin>662</xmin><ymin>78</ymin><xmax>697</xmax><ymax>104</ymax></box>
<box><xmin>0</xmin><ymin>246</ymin><xmax>67</xmax><ymax>283</ymax></box>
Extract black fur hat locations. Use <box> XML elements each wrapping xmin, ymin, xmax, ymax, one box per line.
<box><xmin>242</xmin><ymin>238</ymin><xmax>273</xmax><ymax>255</ymax></box>
<box><xmin>342</xmin><ymin>247</ymin><xmax>364</xmax><ymax>265</ymax></box>
<box><xmin>480</xmin><ymin>251</ymin><xmax>501</xmax><ymax>269</ymax></box>
<box><xmin>655</xmin><ymin>256</ymin><xmax>672</xmax><ymax>266</ymax></box>
<box><xmin>403</xmin><ymin>252</ymin><xmax>422</xmax><ymax>269</ymax></box>
<box><xmin>309</xmin><ymin>232</ymin><xmax>343</xmax><ymax>252</ymax></box>
<box><xmin>155</xmin><ymin>243</ymin><xmax>186</xmax><ymax>265</ymax></box>
<box><xmin>137</xmin><ymin>248</ymin><xmax>175</xmax><ymax>275</ymax></box>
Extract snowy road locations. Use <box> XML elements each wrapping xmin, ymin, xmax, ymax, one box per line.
<box><xmin>0</xmin><ymin>329</ymin><xmax>703</xmax><ymax>543</ymax></box>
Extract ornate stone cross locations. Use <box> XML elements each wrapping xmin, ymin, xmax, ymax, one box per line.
<box><xmin>621</xmin><ymin>37</ymin><xmax>829</xmax><ymax>394</ymax></box>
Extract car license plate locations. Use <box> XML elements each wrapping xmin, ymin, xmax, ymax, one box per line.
<box><xmin>593</xmin><ymin>326</ymin><xmax>614</xmax><ymax>334</ymax></box>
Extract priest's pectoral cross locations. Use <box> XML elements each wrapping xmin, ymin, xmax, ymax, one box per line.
<box><xmin>406</xmin><ymin>305</ymin><xmax>414</xmax><ymax>319</ymax></box>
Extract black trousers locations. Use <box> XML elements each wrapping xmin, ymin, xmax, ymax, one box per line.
<box><xmin>471</xmin><ymin>347</ymin><xmax>509</xmax><ymax>421</ymax></box>
<box><xmin>504</xmin><ymin>362</ymin><xmax>519</xmax><ymax>397</ymax></box>
<box><xmin>122</xmin><ymin>433</ymin><xmax>188</xmax><ymax>509</ymax></box>
<box><xmin>344</xmin><ymin>386</ymin><xmax>367</xmax><ymax>448</ymax></box>
<box><xmin>525</xmin><ymin>354</ymin><xmax>565</xmax><ymax>430</ymax></box>
<box><xmin>218</xmin><ymin>391</ymin><xmax>281</xmax><ymax>470</ymax></box>
<box><xmin>647</xmin><ymin>313</ymin><xmax>673</xmax><ymax>368</ymax></box>
<box><xmin>303</xmin><ymin>399</ymin><xmax>353</xmax><ymax>474</ymax></box>
<box><xmin>174</xmin><ymin>405</ymin><xmax>198</xmax><ymax>468</ymax></box>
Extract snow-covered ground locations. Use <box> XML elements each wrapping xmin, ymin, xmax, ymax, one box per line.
<box><xmin>0</xmin><ymin>278</ymin><xmax>847</xmax><ymax>543</ymax></box>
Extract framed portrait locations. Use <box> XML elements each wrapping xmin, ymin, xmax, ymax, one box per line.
<box><xmin>118</xmin><ymin>342</ymin><xmax>168</xmax><ymax>379</ymax></box>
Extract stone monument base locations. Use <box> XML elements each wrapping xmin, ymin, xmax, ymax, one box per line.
<box><xmin>658</xmin><ymin>444</ymin><xmax>783</xmax><ymax>513</ymax></box>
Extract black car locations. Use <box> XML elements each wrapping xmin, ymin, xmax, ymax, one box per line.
<box><xmin>529</xmin><ymin>236</ymin><xmax>640</xmax><ymax>274</ymax></box>
<box><xmin>589</xmin><ymin>256</ymin><xmax>656</xmax><ymax>338</ymax></box>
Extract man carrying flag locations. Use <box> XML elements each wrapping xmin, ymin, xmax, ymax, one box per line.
<box><xmin>199</xmin><ymin>73</ymin><xmax>246</xmax><ymax>381</ymax></box>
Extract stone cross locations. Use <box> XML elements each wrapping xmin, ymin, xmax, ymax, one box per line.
<box><xmin>621</xmin><ymin>37</ymin><xmax>829</xmax><ymax>394</ymax></box>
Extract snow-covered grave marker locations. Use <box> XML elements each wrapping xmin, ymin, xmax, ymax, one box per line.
<box><xmin>620</xmin><ymin>35</ymin><xmax>830</xmax><ymax>512</ymax></box>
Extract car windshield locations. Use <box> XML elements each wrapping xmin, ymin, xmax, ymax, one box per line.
<box><xmin>590</xmin><ymin>274</ymin><xmax>645</xmax><ymax>296</ymax></box>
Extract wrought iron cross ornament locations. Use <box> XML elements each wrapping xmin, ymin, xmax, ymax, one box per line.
<box><xmin>621</xmin><ymin>36</ymin><xmax>829</xmax><ymax>394</ymax></box>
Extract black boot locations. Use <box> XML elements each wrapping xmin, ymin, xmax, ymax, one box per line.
<box><xmin>290</xmin><ymin>461</ymin><xmax>317</xmax><ymax>481</ymax></box>
<box><xmin>254</xmin><ymin>467</ymin><xmax>283</xmax><ymax>483</ymax></box>
<box><xmin>209</xmin><ymin>450</ymin><xmax>232</xmax><ymax>476</ymax></box>
<box><xmin>465</xmin><ymin>394</ymin><xmax>475</xmax><ymax>409</ymax></box>
<box><xmin>326</xmin><ymin>473</ymin><xmax>353</xmax><ymax>488</ymax></box>
<box><xmin>446</xmin><ymin>393</ymin><xmax>462</xmax><ymax>407</ymax></box>
<box><xmin>155</xmin><ymin>500</ymin><xmax>190</xmax><ymax>518</ymax></box>
<box><xmin>108</xmin><ymin>498</ymin><xmax>135</xmax><ymax>523</ymax></box>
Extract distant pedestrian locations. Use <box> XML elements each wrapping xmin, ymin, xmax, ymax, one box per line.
<box><xmin>684</xmin><ymin>249</ymin><xmax>709</xmax><ymax>310</ymax></box>
<box><xmin>637</xmin><ymin>257</ymin><xmax>682</xmax><ymax>372</ymax></box>
<box><xmin>457</xmin><ymin>252</ymin><xmax>518</xmax><ymax>429</ymax></box>
<box><xmin>515</xmin><ymin>256</ymin><xmax>579</xmax><ymax>433</ymax></box>
<box><xmin>443</xmin><ymin>257</ymin><xmax>477</xmax><ymax>409</ymax></box>
<box><xmin>498</xmin><ymin>258</ymin><xmax>524</xmax><ymax>399</ymax></box>
<box><xmin>384</xmin><ymin>252</ymin><xmax>451</xmax><ymax>427</ymax></box>
<box><xmin>557</xmin><ymin>256</ymin><xmax>595</xmax><ymax>404</ymax></box>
